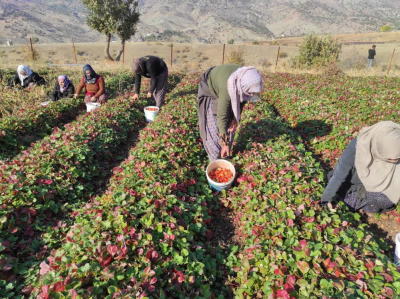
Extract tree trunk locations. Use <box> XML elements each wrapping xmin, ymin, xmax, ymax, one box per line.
<box><xmin>115</xmin><ymin>39</ymin><xmax>125</xmax><ymax>62</ymax></box>
<box><xmin>104</xmin><ymin>34</ymin><xmax>114</xmax><ymax>61</ymax></box>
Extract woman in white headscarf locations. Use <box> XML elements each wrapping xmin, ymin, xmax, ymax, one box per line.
<box><xmin>7</xmin><ymin>65</ymin><xmax>45</xmax><ymax>89</ymax></box>
<box><xmin>321</xmin><ymin>121</ymin><xmax>400</xmax><ymax>213</ymax></box>
<box><xmin>197</xmin><ymin>64</ymin><xmax>263</xmax><ymax>162</ymax></box>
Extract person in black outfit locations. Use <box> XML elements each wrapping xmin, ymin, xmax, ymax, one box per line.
<box><xmin>50</xmin><ymin>75</ymin><xmax>75</xmax><ymax>101</ymax></box>
<box><xmin>321</xmin><ymin>121</ymin><xmax>400</xmax><ymax>214</ymax></box>
<box><xmin>7</xmin><ymin>65</ymin><xmax>45</xmax><ymax>89</ymax></box>
<box><xmin>131</xmin><ymin>56</ymin><xmax>168</xmax><ymax>107</ymax></box>
<box><xmin>367</xmin><ymin>45</ymin><xmax>376</xmax><ymax>69</ymax></box>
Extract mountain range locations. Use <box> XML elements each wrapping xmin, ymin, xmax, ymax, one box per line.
<box><xmin>0</xmin><ymin>0</ymin><xmax>399</xmax><ymax>44</ymax></box>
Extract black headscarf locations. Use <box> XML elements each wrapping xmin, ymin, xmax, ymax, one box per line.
<box><xmin>83</xmin><ymin>64</ymin><xmax>98</xmax><ymax>84</ymax></box>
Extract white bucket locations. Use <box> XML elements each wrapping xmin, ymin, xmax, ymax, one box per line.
<box><xmin>144</xmin><ymin>106</ymin><xmax>159</xmax><ymax>122</ymax></box>
<box><xmin>395</xmin><ymin>232</ymin><xmax>400</xmax><ymax>266</ymax></box>
<box><xmin>206</xmin><ymin>159</ymin><xmax>236</xmax><ymax>191</ymax></box>
<box><xmin>86</xmin><ymin>102</ymin><xmax>101</xmax><ymax>112</ymax></box>
<box><xmin>41</xmin><ymin>101</ymin><xmax>51</xmax><ymax>107</ymax></box>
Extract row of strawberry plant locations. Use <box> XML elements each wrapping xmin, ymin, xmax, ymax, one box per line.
<box><xmin>0</xmin><ymin>73</ymin><xmax>184</xmax><ymax>296</ymax></box>
<box><xmin>0</xmin><ymin>99</ymin><xmax>149</xmax><ymax>297</ymax></box>
<box><xmin>30</xmin><ymin>73</ymin><xmax>231</xmax><ymax>299</ymax></box>
<box><xmin>0</xmin><ymin>97</ymin><xmax>84</xmax><ymax>160</ymax></box>
<box><xmin>0</xmin><ymin>72</ymin><xmax>139</xmax><ymax>160</ymax></box>
<box><xmin>265</xmin><ymin>73</ymin><xmax>400</xmax><ymax>166</ymax></box>
<box><xmin>224</xmin><ymin>94</ymin><xmax>400</xmax><ymax>298</ymax></box>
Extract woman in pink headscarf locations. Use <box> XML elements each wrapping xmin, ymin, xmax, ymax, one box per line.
<box><xmin>50</xmin><ymin>75</ymin><xmax>75</xmax><ymax>101</ymax></box>
<box><xmin>197</xmin><ymin>64</ymin><xmax>263</xmax><ymax>162</ymax></box>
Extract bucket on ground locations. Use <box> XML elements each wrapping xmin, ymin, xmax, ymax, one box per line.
<box><xmin>41</xmin><ymin>101</ymin><xmax>51</xmax><ymax>107</ymax></box>
<box><xmin>144</xmin><ymin>106</ymin><xmax>159</xmax><ymax>122</ymax></box>
<box><xmin>206</xmin><ymin>159</ymin><xmax>236</xmax><ymax>191</ymax></box>
<box><xmin>395</xmin><ymin>232</ymin><xmax>400</xmax><ymax>266</ymax></box>
<box><xmin>86</xmin><ymin>102</ymin><xmax>101</xmax><ymax>112</ymax></box>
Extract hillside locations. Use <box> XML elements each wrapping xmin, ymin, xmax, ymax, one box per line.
<box><xmin>0</xmin><ymin>0</ymin><xmax>399</xmax><ymax>44</ymax></box>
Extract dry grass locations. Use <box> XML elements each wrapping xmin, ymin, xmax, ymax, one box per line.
<box><xmin>1</xmin><ymin>32</ymin><xmax>400</xmax><ymax>78</ymax></box>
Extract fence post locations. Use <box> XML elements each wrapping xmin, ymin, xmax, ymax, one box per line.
<box><xmin>222</xmin><ymin>44</ymin><xmax>226</xmax><ymax>64</ymax></box>
<box><xmin>171</xmin><ymin>43</ymin><xmax>173</xmax><ymax>68</ymax></box>
<box><xmin>29</xmin><ymin>37</ymin><xmax>34</xmax><ymax>61</ymax></box>
<box><xmin>72</xmin><ymin>38</ymin><xmax>78</xmax><ymax>64</ymax></box>
<box><xmin>275</xmin><ymin>46</ymin><xmax>281</xmax><ymax>70</ymax></box>
<box><xmin>122</xmin><ymin>41</ymin><xmax>126</xmax><ymax>64</ymax></box>
<box><xmin>387</xmin><ymin>49</ymin><xmax>396</xmax><ymax>75</ymax></box>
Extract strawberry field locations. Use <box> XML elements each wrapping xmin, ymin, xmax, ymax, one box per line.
<box><xmin>0</xmin><ymin>71</ymin><xmax>400</xmax><ymax>298</ymax></box>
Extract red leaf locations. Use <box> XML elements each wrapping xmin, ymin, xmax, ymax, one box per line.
<box><xmin>284</xmin><ymin>283</ymin><xmax>295</xmax><ymax>293</ymax></box>
<box><xmin>107</xmin><ymin>245</ymin><xmax>118</xmax><ymax>256</ymax></box>
<box><xmin>299</xmin><ymin>240</ymin><xmax>307</xmax><ymax>249</ymax></box>
<box><xmin>206</xmin><ymin>230</ymin><xmax>213</xmax><ymax>239</ymax></box>
<box><xmin>69</xmin><ymin>290</ymin><xmax>78</xmax><ymax>299</ymax></box>
<box><xmin>53</xmin><ymin>281</ymin><xmax>65</xmax><ymax>292</ymax></box>
<box><xmin>39</xmin><ymin>261</ymin><xmax>50</xmax><ymax>276</ymax></box>
<box><xmin>100</xmin><ymin>255</ymin><xmax>112</xmax><ymax>268</ymax></box>
<box><xmin>287</xmin><ymin>275</ymin><xmax>296</xmax><ymax>285</ymax></box>
<box><xmin>381</xmin><ymin>273</ymin><xmax>393</xmax><ymax>282</ymax></box>
<box><xmin>277</xmin><ymin>289</ymin><xmax>290</xmax><ymax>299</ymax></box>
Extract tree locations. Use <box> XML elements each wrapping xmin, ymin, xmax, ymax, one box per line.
<box><xmin>290</xmin><ymin>34</ymin><xmax>342</xmax><ymax>69</ymax></box>
<box><xmin>114</xmin><ymin>0</ymin><xmax>140</xmax><ymax>61</ymax></box>
<box><xmin>82</xmin><ymin>0</ymin><xmax>140</xmax><ymax>61</ymax></box>
<box><xmin>227</xmin><ymin>39</ymin><xmax>234</xmax><ymax>44</ymax></box>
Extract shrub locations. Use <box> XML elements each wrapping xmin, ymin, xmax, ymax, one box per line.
<box><xmin>380</xmin><ymin>25</ymin><xmax>393</xmax><ymax>32</ymax></box>
<box><xmin>258</xmin><ymin>58</ymin><xmax>272</xmax><ymax>68</ymax></box>
<box><xmin>227</xmin><ymin>39</ymin><xmax>234</xmax><ymax>45</ymax></box>
<box><xmin>22</xmin><ymin>45</ymin><xmax>40</xmax><ymax>61</ymax></box>
<box><xmin>227</xmin><ymin>47</ymin><xmax>245</xmax><ymax>65</ymax></box>
<box><xmin>31</xmin><ymin>36</ymin><xmax>39</xmax><ymax>43</ymax></box>
<box><xmin>290</xmin><ymin>34</ymin><xmax>342</xmax><ymax>69</ymax></box>
<box><xmin>252</xmin><ymin>40</ymin><xmax>260</xmax><ymax>45</ymax></box>
<box><xmin>182</xmin><ymin>46</ymin><xmax>190</xmax><ymax>52</ymax></box>
<box><xmin>279</xmin><ymin>51</ymin><xmax>288</xmax><ymax>58</ymax></box>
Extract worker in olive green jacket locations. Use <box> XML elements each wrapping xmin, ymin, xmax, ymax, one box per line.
<box><xmin>197</xmin><ymin>64</ymin><xmax>263</xmax><ymax>161</ymax></box>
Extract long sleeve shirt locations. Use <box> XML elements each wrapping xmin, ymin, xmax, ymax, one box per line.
<box><xmin>75</xmin><ymin>76</ymin><xmax>105</xmax><ymax>98</ymax></box>
<box><xmin>134</xmin><ymin>56</ymin><xmax>168</xmax><ymax>95</ymax></box>
<box><xmin>368</xmin><ymin>49</ymin><xmax>376</xmax><ymax>59</ymax></box>
<box><xmin>206</xmin><ymin>64</ymin><xmax>241</xmax><ymax>135</ymax></box>
<box><xmin>8</xmin><ymin>72</ymin><xmax>45</xmax><ymax>88</ymax></box>
<box><xmin>321</xmin><ymin>138</ymin><xmax>362</xmax><ymax>204</ymax></box>
<box><xmin>51</xmin><ymin>82</ymin><xmax>75</xmax><ymax>101</ymax></box>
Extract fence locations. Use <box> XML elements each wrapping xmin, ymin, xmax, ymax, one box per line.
<box><xmin>1</xmin><ymin>39</ymin><xmax>399</xmax><ymax>75</ymax></box>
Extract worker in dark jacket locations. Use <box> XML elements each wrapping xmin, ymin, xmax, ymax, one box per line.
<box><xmin>50</xmin><ymin>75</ymin><xmax>75</xmax><ymax>101</ymax></box>
<box><xmin>197</xmin><ymin>64</ymin><xmax>263</xmax><ymax>162</ymax></box>
<box><xmin>131</xmin><ymin>56</ymin><xmax>168</xmax><ymax>107</ymax></box>
<box><xmin>367</xmin><ymin>45</ymin><xmax>376</xmax><ymax>69</ymax></box>
<box><xmin>321</xmin><ymin>121</ymin><xmax>400</xmax><ymax>213</ymax></box>
<box><xmin>7</xmin><ymin>65</ymin><xmax>45</xmax><ymax>89</ymax></box>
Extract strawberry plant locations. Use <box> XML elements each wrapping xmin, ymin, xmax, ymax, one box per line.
<box><xmin>0</xmin><ymin>73</ymin><xmax>183</xmax><ymax>297</ymax></box>
<box><xmin>29</xmin><ymin>73</ymin><xmax>232</xmax><ymax>298</ymax></box>
<box><xmin>223</xmin><ymin>90</ymin><xmax>400</xmax><ymax>298</ymax></box>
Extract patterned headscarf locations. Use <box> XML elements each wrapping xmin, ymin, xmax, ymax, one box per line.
<box><xmin>17</xmin><ymin>65</ymin><xmax>33</xmax><ymax>87</ymax></box>
<box><xmin>83</xmin><ymin>64</ymin><xmax>98</xmax><ymax>84</ymax></box>
<box><xmin>131</xmin><ymin>58</ymin><xmax>143</xmax><ymax>74</ymax></box>
<box><xmin>227</xmin><ymin>66</ymin><xmax>263</xmax><ymax>122</ymax></box>
<box><xmin>58</xmin><ymin>75</ymin><xmax>71</xmax><ymax>93</ymax></box>
<box><xmin>355</xmin><ymin>121</ymin><xmax>400</xmax><ymax>204</ymax></box>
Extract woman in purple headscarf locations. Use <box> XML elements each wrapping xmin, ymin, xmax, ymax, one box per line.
<box><xmin>197</xmin><ymin>64</ymin><xmax>263</xmax><ymax>162</ymax></box>
<box><xmin>50</xmin><ymin>75</ymin><xmax>75</xmax><ymax>101</ymax></box>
